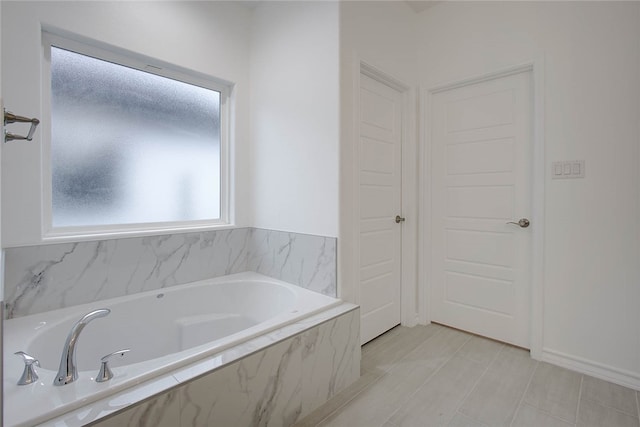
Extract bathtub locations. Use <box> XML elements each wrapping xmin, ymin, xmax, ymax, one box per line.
<box><xmin>3</xmin><ymin>272</ymin><xmax>342</xmax><ymax>427</ymax></box>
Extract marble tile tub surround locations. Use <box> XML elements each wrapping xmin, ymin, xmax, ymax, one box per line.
<box><xmin>4</xmin><ymin>227</ymin><xmax>337</xmax><ymax>319</ymax></box>
<box><xmin>42</xmin><ymin>304</ymin><xmax>360</xmax><ymax>427</ymax></box>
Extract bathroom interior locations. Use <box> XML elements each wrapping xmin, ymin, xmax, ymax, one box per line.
<box><xmin>1</xmin><ymin>1</ymin><xmax>639</xmax><ymax>426</ymax></box>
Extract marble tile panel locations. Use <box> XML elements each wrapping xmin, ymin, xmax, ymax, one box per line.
<box><xmin>88</xmin><ymin>390</ymin><xmax>181</xmax><ymax>427</ymax></box>
<box><xmin>38</xmin><ymin>375</ymin><xmax>181</xmax><ymax>427</ymax></box>
<box><xmin>300</xmin><ymin>309</ymin><xmax>361</xmax><ymax>417</ymax></box>
<box><xmin>5</xmin><ymin>227</ymin><xmax>338</xmax><ymax>318</ymax></box>
<box><xmin>248</xmin><ymin>228</ymin><xmax>337</xmax><ymax>297</ymax></box>
<box><xmin>523</xmin><ymin>361</ymin><xmax>581</xmax><ymax>423</ymax></box>
<box><xmin>4</xmin><ymin>228</ymin><xmax>252</xmax><ymax>318</ymax></box>
<box><xmin>581</xmin><ymin>375</ymin><xmax>639</xmax><ymax>416</ymax></box>
<box><xmin>36</xmin><ymin>304</ymin><xmax>357</xmax><ymax>427</ymax></box>
<box><xmin>170</xmin><ymin>304</ymin><xmax>358</xmax><ymax>385</ymax></box>
<box><xmin>180</xmin><ymin>336</ymin><xmax>304</xmax><ymax>427</ymax></box>
<box><xmin>293</xmin><ymin>370</ymin><xmax>383</xmax><ymax>427</ymax></box>
<box><xmin>175</xmin><ymin>307</ymin><xmax>358</xmax><ymax>427</ymax></box>
<box><xmin>458</xmin><ymin>346</ymin><xmax>537</xmax><ymax>426</ymax></box>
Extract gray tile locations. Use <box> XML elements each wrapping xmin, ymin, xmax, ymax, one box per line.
<box><xmin>386</xmin><ymin>326</ymin><xmax>471</xmax><ymax>381</ymax></box>
<box><xmin>458</xmin><ymin>346</ymin><xmax>537</xmax><ymax>426</ymax></box>
<box><xmin>523</xmin><ymin>362</ymin><xmax>581</xmax><ymax>423</ymax></box>
<box><xmin>448</xmin><ymin>412</ymin><xmax>488</xmax><ymax>427</ymax></box>
<box><xmin>294</xmin><ymin>370</ymin><xmax>383</xmax><ymax>427</ymax></box>
<box><xmin>361</xmin><ymin>324</ymin><xmax>442</xmax><ymax>373</ymax></box>
<box><xmin>362</xmin><ymin>325</ymin><xmax>405</xmax><ymax>356</ymax></box>
<box><xmin>512</xmin><ymin>403</ymin><xmax>573</xmax><ymax>427</ymax></box>
<box><xmin>362</xmin><ymin>324</ymin><xmax>440</xmax><ymax>357</ymax></box>
<box><xmin>457</xmin><ymin>334</ymin><xmax>503</xmax><ymax>367</ymax></box>
<box><xmin>390</xmin><ymin>355</ymin><xmax>485</xmax><ymax>426</ymax></box>
<box><xmin>581</xmin><ymin>375</ymin><xmax>638</xmax><ymax>416</ymax></box>
<box><xmin>317</xmin><ymin>372</ymin><xmax>426</xmax><ymax>427</ymax></box>
<box><xmin>577</xmin><ymin>397</ymin><xmax>640</xmax><ymax>427</ymax></box>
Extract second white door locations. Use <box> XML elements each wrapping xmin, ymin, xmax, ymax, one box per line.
<box><xmin>430</xmin><ymin>70</ymin><xmax>532</xmax><ymax>348</ymax></box>
<box><xmin>358</xmin><ymin>72</ymin><xmax>403</xmax><ymax>344</ymax></box>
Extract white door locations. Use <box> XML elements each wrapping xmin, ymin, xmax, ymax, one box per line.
<box><xmin>358</xmin><ymin>73</ymin><xmax>403</xmax><ymax>344</ymax></box>
<box><xmin>430</xmin><ymin>70</ymin><xmax>532</xmax><ymax>348</ymax></box>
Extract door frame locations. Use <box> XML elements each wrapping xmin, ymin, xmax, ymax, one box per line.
<box><xmin>420</xmin><ymin>59</ymin><xmax>546</xmax><ymax>359</ymax></box>
<box><xmin>352</xmin><ymin>58</ymin><xmax>419</xmax><ymax>330</ymax></box>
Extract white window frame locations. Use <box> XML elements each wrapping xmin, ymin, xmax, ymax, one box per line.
<box><xmin>41</xmin><ymin>32</ymin><xmax>232</xmax><ymax>241</ymax></box>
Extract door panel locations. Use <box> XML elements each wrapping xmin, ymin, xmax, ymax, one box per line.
<box><xmin>430</xmin><ymin>70</ymin><xmax>532</xmax><ymax>348</ymax></box>
<box><xmin>446</xmin><ymin>138</ymin><xmax>514</xmax><ymax>175</ymax></box>
<box><xmin>359</xmin><ymin>73</ymin><xmax>403</xmax><ymax>344</ymax></box>
<box><xmin>446</xmin><ymin>186</ymin><xmax>515</xmax><ymax>219</ymax></box>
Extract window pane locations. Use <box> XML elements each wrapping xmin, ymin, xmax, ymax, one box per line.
<box><xmin>51</xmin><ymin>46</ymin><xmax>221</xmax><ymax>228</ymax></box>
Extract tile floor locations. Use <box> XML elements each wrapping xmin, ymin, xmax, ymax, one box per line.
<box><xmin>295</xmin><ymin>323</ymin><xmax>640</xmax><ymax>427</ymax></box>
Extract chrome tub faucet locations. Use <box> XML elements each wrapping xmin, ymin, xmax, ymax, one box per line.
<box><xmin>54</xmin><ymin>308</ymin><xmax>110</xmax><ymax>386</ymax></box>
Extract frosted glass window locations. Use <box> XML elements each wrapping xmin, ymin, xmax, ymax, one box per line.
<box><xmin>50</xmin><ymin>46</ymin><xmax>221</xmax><ymax>228</ymax></box>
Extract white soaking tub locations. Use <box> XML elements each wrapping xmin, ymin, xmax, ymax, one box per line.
<box><xmin>3</xmin><ymin>272</ymin><xmax>341</xmax><ymax>427</ymax></box>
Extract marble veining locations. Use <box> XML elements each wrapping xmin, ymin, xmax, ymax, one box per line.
<box><xmin>43</xmin><ymin>305</ymin><xmax>360</xmax><ymax>427</ymax></box>
<box><xmin>248</xmin><ymin>228</ymin><xmax>337</xmax><ymax>297</ymax></box>
<box><xmin>4</xmin><ymin>227</ymin><xmax>337</xmax><ymax>319</ymax></box>
<box><xmin>175</xmin><ymin>307</ymin><xmax>359</xmax><ymax>427</ymax></box>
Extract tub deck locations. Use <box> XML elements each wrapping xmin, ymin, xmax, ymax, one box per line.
<box><xmin>3</xmin><ymin>272</ymin><xmax>351</xmax><ymax>427</ymax></box>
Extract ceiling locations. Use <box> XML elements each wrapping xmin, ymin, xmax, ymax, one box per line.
<box><xmin>236</xmin><ymin>1</ymin><xmax>441</xmax><ymax>14</ymax></box>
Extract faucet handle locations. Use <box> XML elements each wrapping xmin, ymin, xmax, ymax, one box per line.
<box><xmin>96</xmin><ymin>349</ymin><xmax>130</xmax><ymax>383</ymax></box>
<box><xmin>15</xmin><ymin>351</ymin><xmax>40</xmax><ymax>385</ymax></box>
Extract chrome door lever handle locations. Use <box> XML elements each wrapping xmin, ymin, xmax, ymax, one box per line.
<box><xmin>507</xmin><ymin>218</ymin><xmax>530</xmax><ymax>228</ymax></box>
<box><xmin>395</xmin><ymin>215</ymin><xmax>405</xmax><ymax>224</ymax></box>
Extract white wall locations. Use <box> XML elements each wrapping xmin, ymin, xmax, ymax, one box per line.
<box><xmin>1</xmin><ymin>1</ymin><xmax>253</xmax><ymax>246</ymax></box>
<box><xmin>417</xmin><ymin>2</ymin><xmax>640</xmax><ymax>385</ymax></box>
<box><xmin>338</xmin><ymin>1</ymin><xmax>419</xmax><ymax>303</ymax></box>
<box><xmin>250</xmin><ymin>1</ymin><xmax>340</xmax><ymax>237</ymax></box>
<box><xmin>0</xmin><ymin>2</ymin><xmax>4</xmax><ymax>421</ymax></box>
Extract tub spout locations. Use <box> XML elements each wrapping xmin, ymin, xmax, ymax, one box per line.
<box><xmin>54</xmin><ymin>308</ymin><xmax>110</xmax><ymax>386</ymax></box>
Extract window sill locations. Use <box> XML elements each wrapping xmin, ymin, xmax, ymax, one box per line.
<box><xmin>34</xmin><ymin>222</ymin><xmax>239</xmax><ymax>247</ymax></box>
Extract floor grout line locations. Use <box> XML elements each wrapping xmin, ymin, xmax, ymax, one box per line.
<box><xmin>314</xmin><ymin>324</ymin><xmax>446</xmax><ymax>427</ymax></box>
<box><xmin>452</xmin><ymin>410</ymin><xmax>491</xmax><ymax>427</ymax></box>
<box><xmin>573</xmin><ymin>375</ymin><xmax>584</xmax><ymax>426</ymax></box>
<box><xmin>391</xmin><ymin>325</ymin><xmax>447</xmax><ymax>360</ymax></box>
<box><xmin>578</xmin><ymin>379</ymin><xmax>640</xmax><ymax>419</ymax></box>
<box><xmin>380</xmin><ymin>331</ymin><xmax>473</xmax><ymax>426</ymax></box>
<box><xmin>363</xmin><ymin>324</ymin><xmax>445</xmax><ymax>374</ymax></box>
<box><xmin>452</xmin><ymin>341</ymin><xmax>505</xmax><ymax>425</ymax></box>
<box><xmin>524</xmin><ymin>403</ymin><xmax>579</xmax><ymax>426</ymax></box>
<box><xmin>306</xmin><ymin>325</ymin><xmax>640</xmax><ymax>427</ymax></box>
<box><xmin>508</xmin><ymin>357</ymin><xmax>539</xmax><ymax>427</ymax></box>
<box><xmin>309</xmin><ymin>371</ymin><xmax>386</xmax><ymax>426</ymax></box>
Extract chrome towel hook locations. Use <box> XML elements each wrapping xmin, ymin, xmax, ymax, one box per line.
<box><xmin>4</xmin><ymin>108</ymin><xmax>40</xmax><ymax>143</ymax></box>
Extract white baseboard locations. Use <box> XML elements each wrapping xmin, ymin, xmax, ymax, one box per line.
<box><xmin>402</xmin><ymin>314</ymin><xmax>420</xmax><ymax>328</ymax></box>
<box><xmin>542</xmin><ymin>348</ymin><xmax>640</xmax><ymax>391</ymax></box>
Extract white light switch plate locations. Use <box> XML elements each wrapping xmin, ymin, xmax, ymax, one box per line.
<box><xmin>552</xmin><ymin>160</ymin><xmax>585</xmax><ymax>179</ymax></box>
